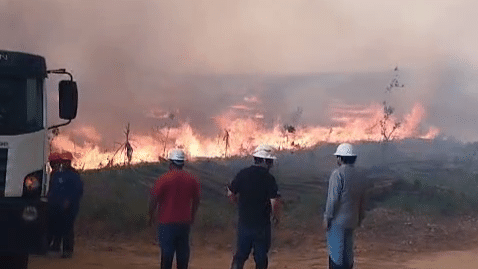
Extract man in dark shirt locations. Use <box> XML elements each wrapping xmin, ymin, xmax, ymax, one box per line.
<box><xmin>47</xmin><ymin>152</ymin><xmax>83</xmax><ymax>258</ymax></box>
<box><xmin>227</xmin><ymin>145</ymin><xmax>281</xmax><ymax>269</ymax></box>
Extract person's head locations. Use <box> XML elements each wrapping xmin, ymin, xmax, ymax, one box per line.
<box><xmin>60</xmin><ymin>152</ymin><xmax>74</xmax><ymax>168</ymax></box>
<box><xmin>48</xmin><ymin>152</ymin><xmax>63</xmax><ymax>171</ymax></box>
<box><xmin>333</xmin><ymin>143</ymin><xmax>357</xmax><ymax>166</ymax></box>
<box><xmin>168</xmin><ymin>149</ymin><xmax>185</xmax><ymax>169</ymax></box>
<box><xmin>49</xmin><ymin>151</ymin><xmax>74</xmax><ymax>172</ymax></box>
<box><xmin>252</xmin><ymin>145</ymin><xmax>276</xmax><ymax>170</ymax></box>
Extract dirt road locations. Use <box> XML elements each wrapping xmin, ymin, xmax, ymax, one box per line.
<box><xmin>29</xmin><ymin>239</ymin><xmax>413</xmax><ymax>269</ymax></box>
<box><xmin>406</xmin><ymin>248</ymin><xmax>478</xmax><ymax>269</ymax></box>
<box><xmin>30</xmin><ymin>241</ymin><xmax>478</xmax><ymax>269</ymax></box>
<box><xmin>29</xmin><ymin>232</ymin><xmax>478</xmax><ymax>269</ymax></box>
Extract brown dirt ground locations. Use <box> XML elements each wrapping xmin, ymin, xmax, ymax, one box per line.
<box><xmin>30</xmin><ymin>208</ymin><xmax>478</xmax><ymax>268</ymax></box>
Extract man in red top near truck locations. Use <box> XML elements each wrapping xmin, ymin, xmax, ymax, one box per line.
<box><xmin>148</xmin><ymin>149</ymin><xmax>201</xmax><ymax>269</ymax></box>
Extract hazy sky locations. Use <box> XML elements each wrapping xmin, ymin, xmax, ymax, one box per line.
<box><xmin>1</xmin><ymin>0</ymin><xmax>477</xmax><ymax>143</ymax></box>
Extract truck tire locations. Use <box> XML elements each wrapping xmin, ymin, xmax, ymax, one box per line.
<box><xmin>0</xmin><ymin>255</ymin><xmax>29</xmax><ymax>269</ymax></box>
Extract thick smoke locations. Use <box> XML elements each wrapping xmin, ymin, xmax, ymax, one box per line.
<box><xmin>0</xmin><ymin>0</ymin><xmax>478</xmax><ymax>146</ymax></box>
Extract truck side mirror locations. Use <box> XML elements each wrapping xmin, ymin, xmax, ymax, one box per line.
<box><xmin>59</xmin><ymin>80</ymin><xmax>78</xmax><ymax>120</ymax></box>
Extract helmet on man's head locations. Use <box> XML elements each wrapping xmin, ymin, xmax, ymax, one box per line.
<box><xmin>333</xmin><ymin>143</ymin><xmax>357</xmax><ymax>157</ymax></box>
<box><xmin>252</xmin><ymin>145</ymin><xmax>277</xmax><ymax>160</ymax></box>
<box><xmin>168</xmin><ymin>149</ymin><xmax>186</xmax><ymax>162</ymax></box>
<box><xmin>48</xmin><ymin>152</ymin><xmax>62</xmax><ymax>162</ymax></box>
<box><xmin>60</xmin><ymin>151</ymin><xmax>74</xmax><ymax>161</ymax></box>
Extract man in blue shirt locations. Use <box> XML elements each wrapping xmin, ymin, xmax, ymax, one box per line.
<box><xmin>324</xmin><ymin>143</ymin><xmax>369</xmax><ymax>269</ymax></box>
<box><xmin>47</xmin><ymin>152</ymin><xmax>83</xmax><ymax>258</ymax></box>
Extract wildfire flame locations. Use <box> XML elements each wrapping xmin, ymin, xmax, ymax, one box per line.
<box><xmin>51</xmin><ymin>102</ymin><xmax>439</xmax><ymax>170</ymax></box>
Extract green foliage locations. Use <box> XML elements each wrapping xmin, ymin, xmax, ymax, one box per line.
<box><xmin>194</xmin><ymin>199</ymin><xmax>235</xmax><ymax>231</ymax></box>
<box><xmin>77</xmin><ymin>165</ymin><xmax>159</xmax><ymax>235</ymax></box>
<box><xmin>75</xmin><ymin>154</ymin><xmax>478</xmax><ymax>238</ymax></box>
<box><xmin>281</xmin><ymin>193</ymin><xmax>325</xmax><ymax>228</ymax></box>
<box><xmin>380</xmin><ymin>190</ymin><xmax>474</xmax><ymax>216</ymax></box>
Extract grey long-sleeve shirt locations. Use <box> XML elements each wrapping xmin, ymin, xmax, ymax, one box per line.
<box><xmin>324</xmin><ymin>164</ymin><xmax>369</xmax><ymax>229</ymax></box>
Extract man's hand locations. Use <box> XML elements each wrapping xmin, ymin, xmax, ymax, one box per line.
<box><xmin>323</xmin><ymin>218</ymin><xmax>329</xmax><ymax>230</ymax></box>
<box><xmin>270</xmin><ymin>198</ymin><xmax>282</xmax><ymax>227</ymax></box>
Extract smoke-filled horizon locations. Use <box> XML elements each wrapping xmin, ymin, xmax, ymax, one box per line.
<box><xmin>1</xmin><ymin>0</ymin><xmax>478</xmax><ymax>146</ymax></box>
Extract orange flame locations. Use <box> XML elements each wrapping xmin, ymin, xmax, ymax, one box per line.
<box><xmin>52</xmin><ymin>102</ymin><xmax>439</xmax><ymax>170</ymax></box>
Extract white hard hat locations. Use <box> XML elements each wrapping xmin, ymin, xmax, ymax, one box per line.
<box><xmin>252</xmin><ymin>145</ymin><xmax>277</xmax><ymax>160</ymax></box>
<box><xmin>333</xmin><ymin>143</ymin><xmax>357</xmax><ymax>157</ymax></box>
<box><xmin>168</xmin><ymin>149</ymin><xmax>185</xmax><ymax>161</ymax></box>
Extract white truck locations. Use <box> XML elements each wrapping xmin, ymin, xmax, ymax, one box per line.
<box><xmin>0</xmin><ymin>50</ymin><xmax>78</xmax><ymax>268</ymax></box>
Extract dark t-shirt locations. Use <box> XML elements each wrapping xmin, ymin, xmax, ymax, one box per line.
<box><xmin>228</xmin><ymin>165</ymin><xmax>279</xmax><ymax>227</ymax></box>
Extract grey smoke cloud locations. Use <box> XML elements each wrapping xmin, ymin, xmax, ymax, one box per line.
<box><xmin>0</xmin><ymin>0</ymin><xmax>478</xmax><ymax>145</ymax></box>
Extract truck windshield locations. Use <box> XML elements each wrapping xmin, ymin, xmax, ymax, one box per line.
<box><xmin>0</xmin><ymin>76</ymin><xmax>43</xmax><ymax>135</ymax></box>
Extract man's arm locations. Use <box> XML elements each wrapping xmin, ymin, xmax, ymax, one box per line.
<box><xmin>269</xmin><ymin>175</ymin><xmax>281</xmax><ymax>224</ymax></box>
<box><xmin>323</xmin><ymin>170</ymin><xmax>343</xmax><ymax>230</ymax></box>
<box><xmin>271</xmin><ymin>197</ymin><xmax>282</xmax><ymax>224</ymax></box>
<box><xmin>227</xmin><ymin>174</ymin><xmax>240</xmax><ymax>205</ymax></box>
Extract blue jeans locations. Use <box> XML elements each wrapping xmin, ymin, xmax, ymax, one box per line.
<box><xmin>157</xmin><ymin>224</ymin><xmax>191</xmax><ymax>269</ymax></box>
<box><xmin>326</xmin><ymin>226</ymin><xmax>354</xmax><ymax>269</ymax></box>
<box><xmin>231</xmin><ymin>222</ymin><xmax>271</xmax><ymax>269</ymax></box>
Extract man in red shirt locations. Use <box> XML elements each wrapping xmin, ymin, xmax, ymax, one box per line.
<box><xmin>148</xmin><ymin>149</ymin><xmax>201</xmax><ymax>269</ymax></box>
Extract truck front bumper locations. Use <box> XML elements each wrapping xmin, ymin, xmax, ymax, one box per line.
<box><xmin>0</xmin><ymin>198</ymin><xmax>48</xmax><ymax>255</ymax></box>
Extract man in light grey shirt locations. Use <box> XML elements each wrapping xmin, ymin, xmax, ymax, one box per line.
<box><xmin>323</xmin><ymin>143</ymin><xmax>369</xmax><ymax>269</ymax></box>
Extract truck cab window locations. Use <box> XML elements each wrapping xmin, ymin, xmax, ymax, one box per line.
<box><xmin>0</xmin><ymin>76</ymin><xmax>43</xmax><ymax>135</ymax></box>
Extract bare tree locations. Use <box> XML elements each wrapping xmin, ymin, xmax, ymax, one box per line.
<box><xmin>379</xmin><ymin>101</ymin><xmax>401</xmax><ymax>142</ymax></box>
<box><xmin>372</xmin><ymin>66</ymin><xmax>405</xmax><ymax>142</ymax></box>
<box><xmin>153</xmin><ymin>113</ymin><xmax>175</xmax><ymax>159</ymax></box>
<box><xmin>283</xmin><ymin>124</ymin><xmax>296</xmax><ymax>149</ymax></box>
<box><xmin>385</xmin><ymin>66</ymin><xmax>405</xmax><ymax>93</ymax></box>
<box><xmin>108</xmin><ymin>123</ymin><xmax>134</xmax><ymax>167</ymax></box>
<box><xmin>222</xmin><ymin>129</ymin><xmax>230</xmax><ymax>157</ymax></box>
<box><xmin>327</xmin><ymin>127</ymin><xmax>333</xmax><ymax>143</ymax></box>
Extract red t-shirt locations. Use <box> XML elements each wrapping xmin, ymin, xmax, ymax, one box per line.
<box><xmin>150</xmin><ymin>169</ymin><xmax>201</xmax><ymax>224</ymax></box>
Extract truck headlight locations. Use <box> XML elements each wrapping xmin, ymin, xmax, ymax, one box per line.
<box><xmin>22</xmin><ymin>171</ymin><xmax>43</xmax><ymax>197</ymax></box>
<box><xmin>22</xmin><ymin>206</ymin><xmax>38</xmax><ymax>221</ymax></box>
<box><xmin>24</xmin><ymin>175</ymin><xmax>40</xmax><ymax>191</ymax></box>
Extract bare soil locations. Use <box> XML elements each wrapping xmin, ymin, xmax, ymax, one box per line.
<box><xmin>29</xmin><ymin>238</ymin><xmax>407</xmax><ymax>269</ymax></box>
<box><xmin>29</xmin><ymin>208</ymin><xmax>478</xmax><ymax>268</ymax></box>
<box><xmin>29</xmin><ymin>238</ymin><xmax>478</xmax><ymax>269</ymax></box>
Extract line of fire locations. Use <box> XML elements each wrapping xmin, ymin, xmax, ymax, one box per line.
<box><xmin>50</xmin><ymin>68</ymin><xmax>439</xmax><ymax>171</ymax></box>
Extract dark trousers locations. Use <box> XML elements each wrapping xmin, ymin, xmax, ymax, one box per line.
<box><xmin>48</xmin><ymin>205</ymin><xmax>78</xmax><ymax>254</ymax></box>
<box><xmin>231</xmin><ymin>222</ymin><xmax>271</xmax><ymax>269</ymax></box>
<box><xmin>157</xmin><ymin>223</ymin><xmax>191</xmax><ymax>269</ymax></box>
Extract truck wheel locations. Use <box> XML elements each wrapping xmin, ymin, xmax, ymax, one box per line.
<box><xmin>0</xmin><ymin>255</ymin><xmax>29</xmax><ymax>269</ymax></box>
